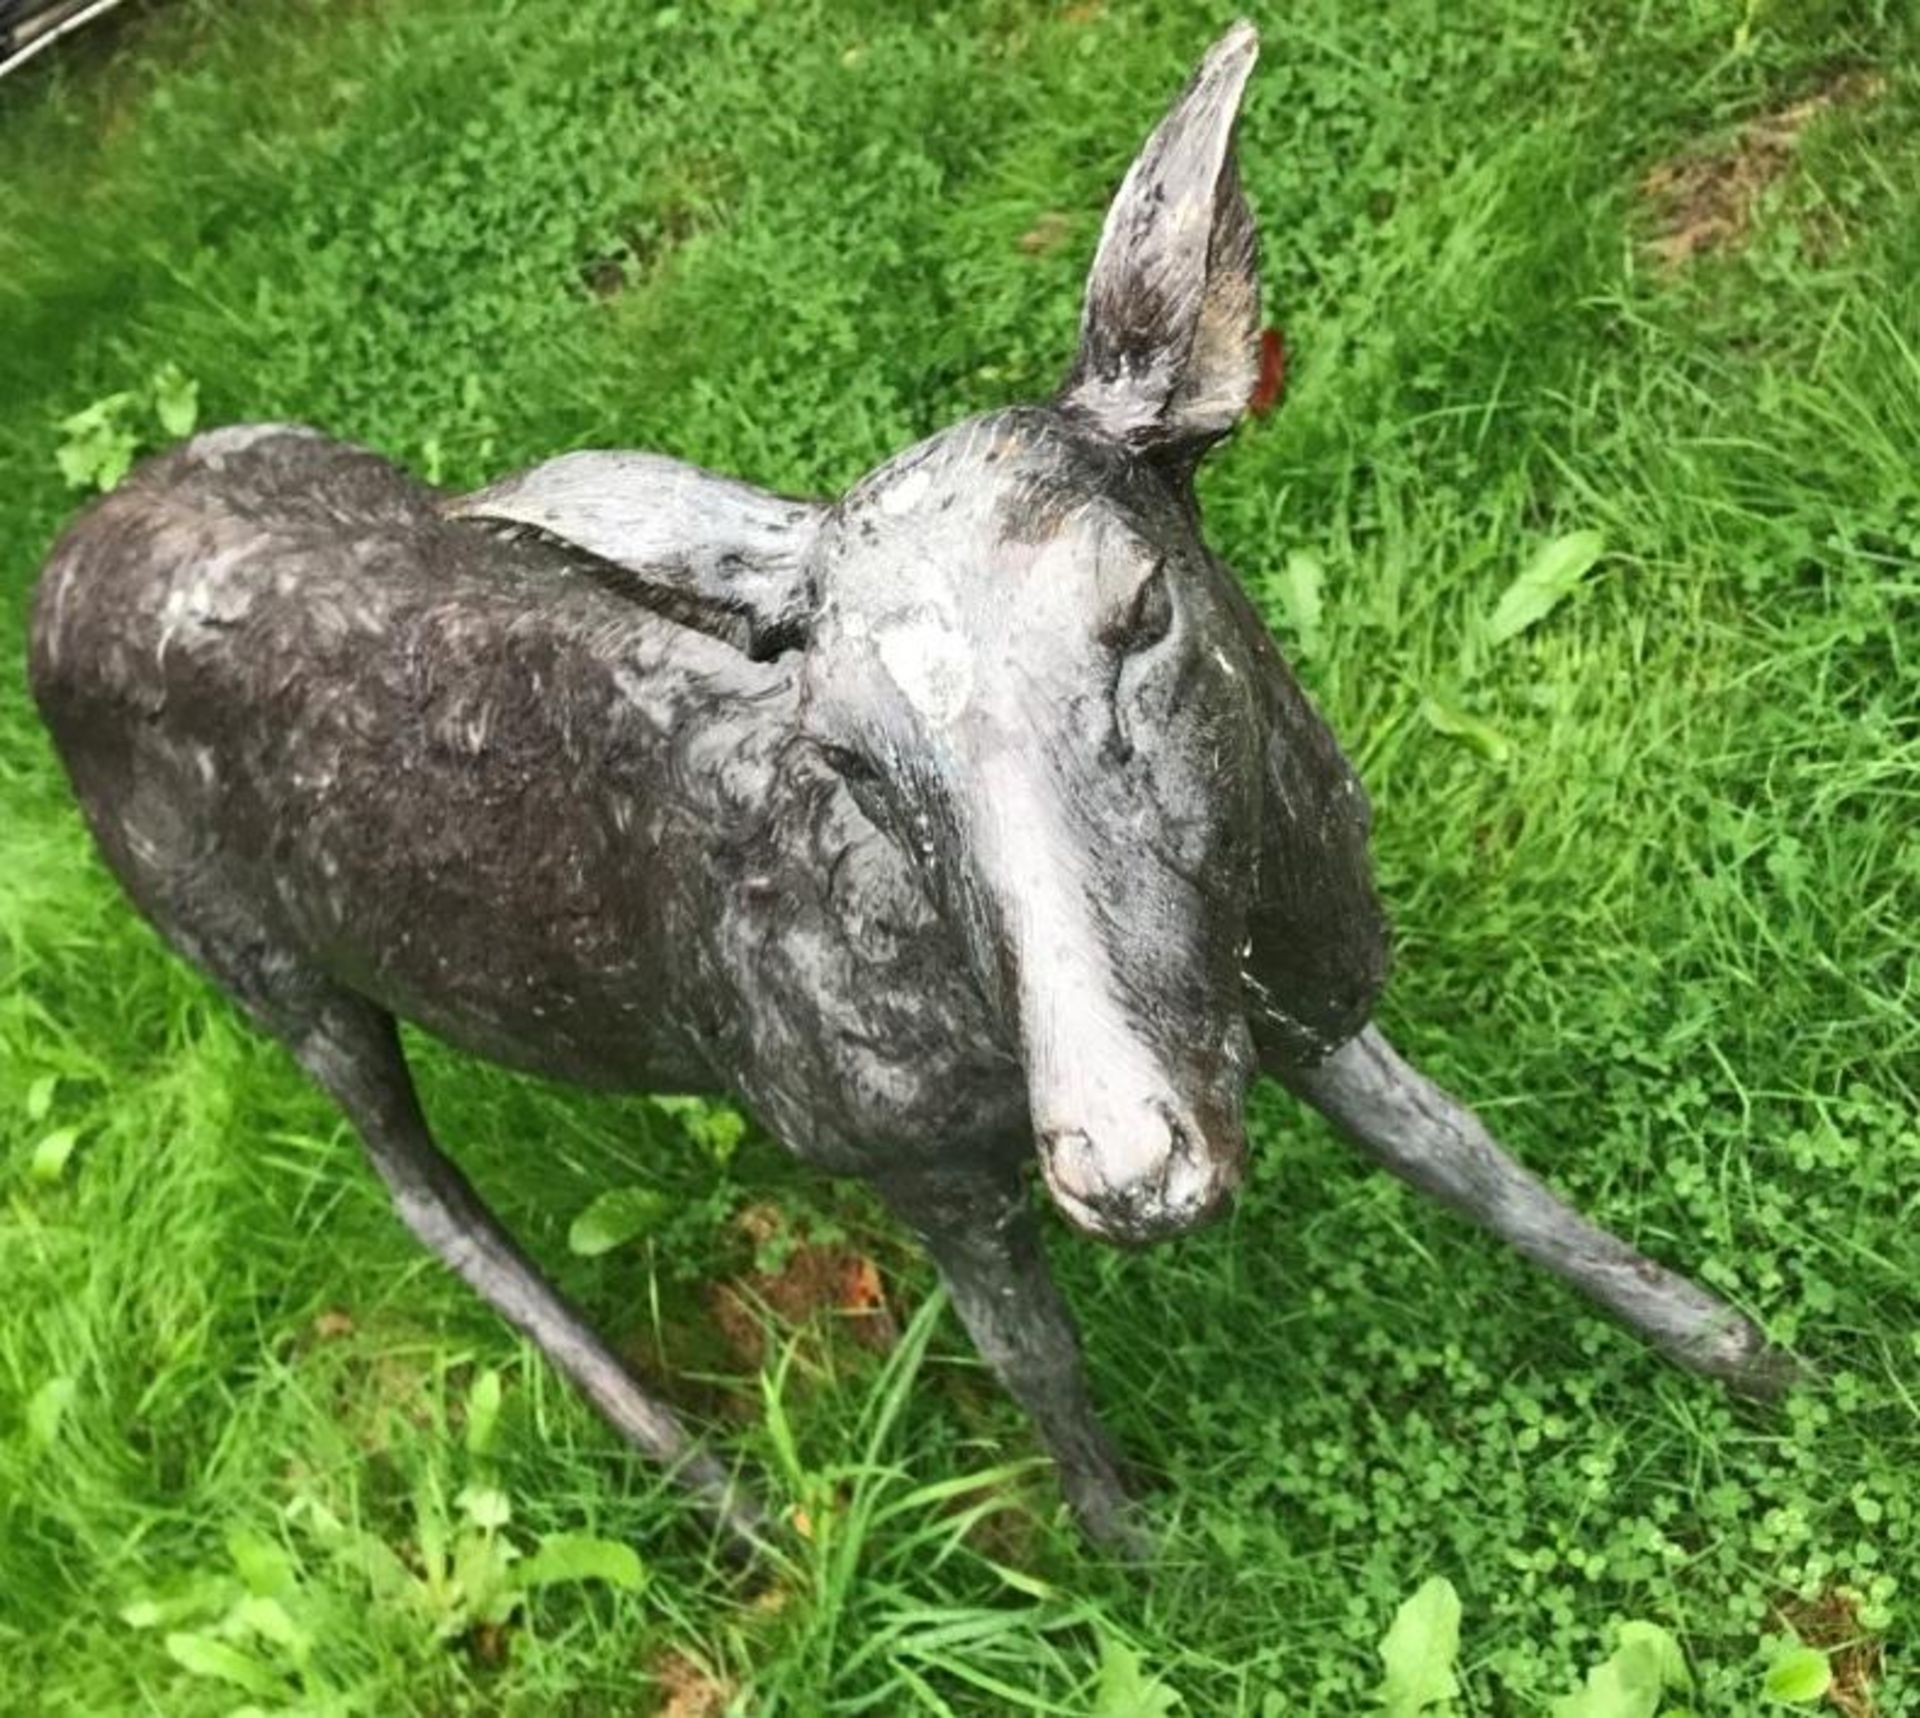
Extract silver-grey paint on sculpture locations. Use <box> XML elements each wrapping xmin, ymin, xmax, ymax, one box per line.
<box><xmin>26</xmin><ymin>22</ymin><xmax>1792</xmax><ymax>1554</ymax></box>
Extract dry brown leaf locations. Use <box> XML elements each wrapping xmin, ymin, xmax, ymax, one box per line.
<box><xmin>734</xmin><ymin>1202</ymin><xmax>784</xmax><ymax>1247</ymax></box>
<box><xmin>1018</xmin><ymin>210</ymin><xmax>1073</xmax><ymax>256</ymax></box>
<box><xmin>836</xmin><ymin>1253</ymin><xmax>899</xmax><ymax>1350</ymax></box>
<box><xmin>467</xmin><ymin>1621</ymin><xmax>511</xmax><ymax>1668</ymax></box>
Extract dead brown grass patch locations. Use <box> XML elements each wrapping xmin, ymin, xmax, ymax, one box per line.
<box><xmin>1777</xmin><ymin>1590</ymin><xmax>1884</xmax><ymax>1718</ymax></box>
<box><xmin>648</xmin><ymin>1646</ymin><xmax>736</xmax><ymax>1717</ymax></box>
<box><xmin>1640</xmin><ymin>70</ymin><xmax>1886</xmax><ymax>270</ymax></box>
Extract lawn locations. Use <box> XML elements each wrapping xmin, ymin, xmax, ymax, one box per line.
<box><xmin>1</xmin><ymin>0</ymin><xmax>1915</xmax><ymax>1711</ymax></box>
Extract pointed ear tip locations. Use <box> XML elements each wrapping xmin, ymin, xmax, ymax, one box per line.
<box><xmin>1181</xmin><ymin>21</ymin><xmax>1257</xmax><ymax>118</ymax></box>
<box><xmin>1211</xmin><ymin>18</ymin><xmax>1260</xmax><ymax>68</ymax></box>
<box><xmin>1220</xmin><ymin>18</ymin><xmax>1259</xmax><ymax>51</ymax></box>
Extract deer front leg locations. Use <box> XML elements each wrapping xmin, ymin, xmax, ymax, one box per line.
<box><xmin>872</xmin><ymin>1164</ymin><xmax>1149</xmax><ymax>1556</ymax></box>
<box><xmin>1280</xmin><ymin>1025</ymin><xmax>1799</xmax><ymax>1398</ymax></box>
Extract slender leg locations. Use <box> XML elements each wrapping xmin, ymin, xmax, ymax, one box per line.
<box><xmin>286</xmin><ymin>994</ymin><xmax>769</xmax><ymax>1548</ymax></box>
<box><xmin>873</xmin><ymin>1164</ymin><xmax>1148</xmax><ymax>1554</ymax></box>
<box><xmin>1280</xmin><ymin>1025</ymin><xmax>1799</xmax><ymax>1398</ymax></box>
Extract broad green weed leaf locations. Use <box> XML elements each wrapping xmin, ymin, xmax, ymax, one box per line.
<box><xmin>1376</xmin><ymin>1575</ymin><xmax>1462</xmax><ymax>1715</ymax></box>
<box><xmin>1762</xmin><ymin>1645</ymin><xmax>1832</xmax><ymax>1703</ymax></box>
<box><xmin>25</xmin><ymin>1073</ymin><xmax>57</xmax><ymax>1122</ymax></box>
<box><xmin>1551</xmin><ymin>1621</ymin><xmax>1687</xmax><ymax>1716</ymax></box>
<box><xmin>164</xmin><ymin>1632</ymin><xmax>285</xmax><ymax>1698</ymax></box>
<box><xmin>452</xmin><ymin>1529</ymin><xmax>521</xmax><ymax>1629</ymax></box>
<box><xmin>515</xmin><ymin>1533</ymin><xmax>645</xmax><ymax>1593</ymax></box>
<box><xmin>94</xmin><ymin>441</ymin><xmax>138</xmax><ymax>490</ymax></box>
<box><xmin>152</xmin><ymin>364</ymin><xmax>200</xmax><ymax>438</ymax></box>
<box><xmin>414</xmin><ymin>1471</ymin><xmax>450</xmax><ymax>1586</ymax></box>
<box><xmin>568</xmin><ymin>1185</ymin><xmax>671</xmax><ymax>1256</ymax></box>
<box><xmin>119</xmin><ymin>1572</ymin><xmax>236</xmax><ymax>1632</ymax></box>
<box><xmin>54</xmin><ymin>442</ymin><xmax>93</xmax><ymax>489</ymax></box>
<box><xmin>692</xmin><ymin>1104</ymin><xmax>747</xmax><ymax>1162</ymax></box>
<box><xmin>456</xmin><ymin>1484</ymin><xmax>512</xmax><ymax>1531</ymax></box>
<box><xmin>226</xmin><ymin>1530</ymin><xmax>296</xmax><ymax>1598</ymax></box>
<box><xmin>1487</xmin><ymin>529</ymin><xmax>1605</xmax><ymax>646</ymax></box>
<box><xmin>1617</xmin><ymin>1622</ymin><xmax>1690</xmax><ymax>1692</ymax></box>
<box><xmin>466</xmin><ymin>1366</ymin><xmax>503</xmax><ymax>1455</ymax></box>
<box><xmin>1092</xmin><ymin>1636</ymin><xmax>1183</xmax><ymax>1717</ymax></box>
<box><xmin>655</xmin><ymin>1095</ymin><xmax>748</xmax><ymax>1164</ymax></box>
<box><xmin>332</xmin><ymin>1523</ymin><xmax>414</xmax><ymax>1604</ymax></box>
<box><xmin>25</xmin><ymin>1375</ymin><xmax>75</xmax><ymax>1448</ymax></box>
<box><xmin>1420</xmin><ymin>697</ymin><xmax>1512</xmax><ymax>764</ymax></box>
<box><xmin>56</xmin><ymin>392</ymin><xmax>140</xmax><ymax>492</ymax></box>
<box><xmin>59</xmin><ymin>392</ymin><xmax>135</xmax><ymax>432</ymax></box>
<box><xmin>1275</xmin><ymin>549</ymin><xmax>1326</xmax><ymax>658</ymax></box>
<box><xmin>30</xmin><ymin>1127</ymin><xmax>79</xmax><ymax>1183</ymax></box>
<box><xmin>1550</xmin><ymin>1638</ymin><xmax>1662</xmax><ymax>1718</ymax></box>
<box><xmin>230</xmin><ymin>1594</ymin><xmax>308</xmax><ymax>1657</ymax></box>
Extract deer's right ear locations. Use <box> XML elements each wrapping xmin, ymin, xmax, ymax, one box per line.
<box><xmin>1058</xmin><ymin>22</ymin><xmax>1263</xmax><ymax>463</ymax></box>
<box><xmin>447</xmin><ymin>452</ymin><xmax>823</xmax><ymax>660</ymax></box>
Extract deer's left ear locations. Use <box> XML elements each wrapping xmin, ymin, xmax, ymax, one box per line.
<box><xmin>448</xmin><ymin>452</ymin><xmax>823</xmax><ymax>660</ymax></box>
<box><xmin>1058</xmin><ymin>21</ymin><xmax>1262</xmax><ymax>461</ymax></box>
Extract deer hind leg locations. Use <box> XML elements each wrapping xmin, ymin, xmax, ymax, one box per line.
<box><xmin>280</xmin><ymin>995</ymin><xmax>768</xmax><ymax>1546</ymax></box>
<box><xmin>58</xmin><ymin>726</ymin><xmax>763</xmax><ymax>1541</ymax></box>
<box><xmin>1281</xmin><ymin>1025</ymin><xmax>1799</xmax><ymax>1397</ymax></box>
<box><xmin>139</xmin><ymin>885</ymin><xmax>763</xmax><ymax>1543</ymax></box>
<box><xmin>874</xmin><ymin>1164</ymin><xmax>1150</xmax><ymax>1556</ymax></box>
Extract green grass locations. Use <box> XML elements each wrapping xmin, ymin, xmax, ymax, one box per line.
<box><xmin>2</xmin><ymin>0</ymin><xmax>1915</xmax><ymax>1710</ymax></box>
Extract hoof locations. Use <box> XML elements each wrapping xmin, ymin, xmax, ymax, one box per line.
<box><xmin>680</xmin><ymin>1453</ymin><xmax>777</xmax><ymax>1563</ymax></box>
<box><xmin>1722</xmin><ymin>1338</ymin><xmax>1814</xmax><ymax>1404</ymax></box>
<box><xmin>1669</xmin><ymin>1316</ymin><xmax>1810</xmax><ymax>1403</ymax></box>
<box><xmin>1065</xmin><ymin>1470</ymin><xmax>1157</xmax><ymax>1561</ymax></box>
<box><xmin>1076</xmin><ymin>1496</ymin><xmax>1158</xmax><ymax>1561</ymax></box>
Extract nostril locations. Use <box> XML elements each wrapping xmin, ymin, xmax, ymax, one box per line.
<box><xmin>1155</xmin><ymin>1104</ymin><xmax>1197</xmax><ymax>1169</ymax></box>
<box><xmin>1145</xmin><ymin>1108</ymin><xmax>1190</xmax><ymax>1205</ymax></box>
<box><xmin>1038</xmin><ymin>1099</ymin><xmax>1244</xmax><ymax>1245</ymax></box>
<box><xmin>1039</xmin><ymin>1127</ymin><xmax>1100</xmax><ymax>1200</ymax></box>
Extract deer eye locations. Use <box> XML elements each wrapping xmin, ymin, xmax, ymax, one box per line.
<box><xmin>1100</xmin><ymin>561</ymin><xmax>1172</xmax><ymax>654</ymax></box>
<box><xmin>816</xmin><ymin>738</ymin><xmax>881</xmax><ymax>784</ymax></box>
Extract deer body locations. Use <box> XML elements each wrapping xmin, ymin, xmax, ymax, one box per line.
<box><xmin>28</xmin><ymin>25</ymin><xmax>1788</xmax><ymax>1554</ymax></box>
<box><xmin>32</xmin><ymin>425</ymin><xmax>1031</xmax><ymax>1177</ymax></box>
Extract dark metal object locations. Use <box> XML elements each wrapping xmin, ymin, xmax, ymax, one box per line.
<box><xmin>0</xmin><ymin>0</ymin><xmax>131</xmax><ymax>82</ymax></box>
<box><xmin>27</xmin><ymin>23</ymin><xmax>1791</xmax><ymax>1553</ymax></box>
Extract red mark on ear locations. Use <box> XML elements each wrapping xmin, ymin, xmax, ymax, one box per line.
<box><xmin>1249</xmin><ymin>327</ymin><xmax>1287</xmax><ymax>417</ymax></box>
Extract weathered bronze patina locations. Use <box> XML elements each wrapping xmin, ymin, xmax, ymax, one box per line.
<box><xmin>28</xmin><ymin>23</ymin><xmax>1791</xmax><ymax>1552</ymax></box>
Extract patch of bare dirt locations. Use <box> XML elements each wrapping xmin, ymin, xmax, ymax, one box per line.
<box><xmin>617</xmin><ymin>1203</ymin><xmax>906</xmax><ymax>1410</ymax></box>
<box><xmin>291</xmin><ymin>1309</ymin><xmax>443</xmax><ymax>1452</ymax></box>
<box><xmin>649</xmin><ymin>1647</ymin><xmax>735</xmax><ymax>1718</ymax></box>
<box><xmin>705</xmin><ymin>1203</ymin><xmax>900</xmax><ymax>1370</ymax></box>
<box><xmin>1777</xmin><ymin>1590</ymin><xmax>1883</xmax><ymax>1718</ymax></box>
<box><xmin>1640</xmin><ymin>69</ymin><xmax>1886</xmax><ymax>270</ymax></box>
<box><xmin>935</xmin><ymin>1467</ymin><xmax>1044</xmax><ymax>1565</ymax></box>
<box><xmin>580</xmin><ymin>156</ymin><xmax>732</xmax><ymax>301</ymax></box>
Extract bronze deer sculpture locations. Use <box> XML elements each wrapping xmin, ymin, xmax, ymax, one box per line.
<box><xmin>28</xmin><ymin>22</ymin><xmax>1790</xmax><ymax>1553</ymax></box>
